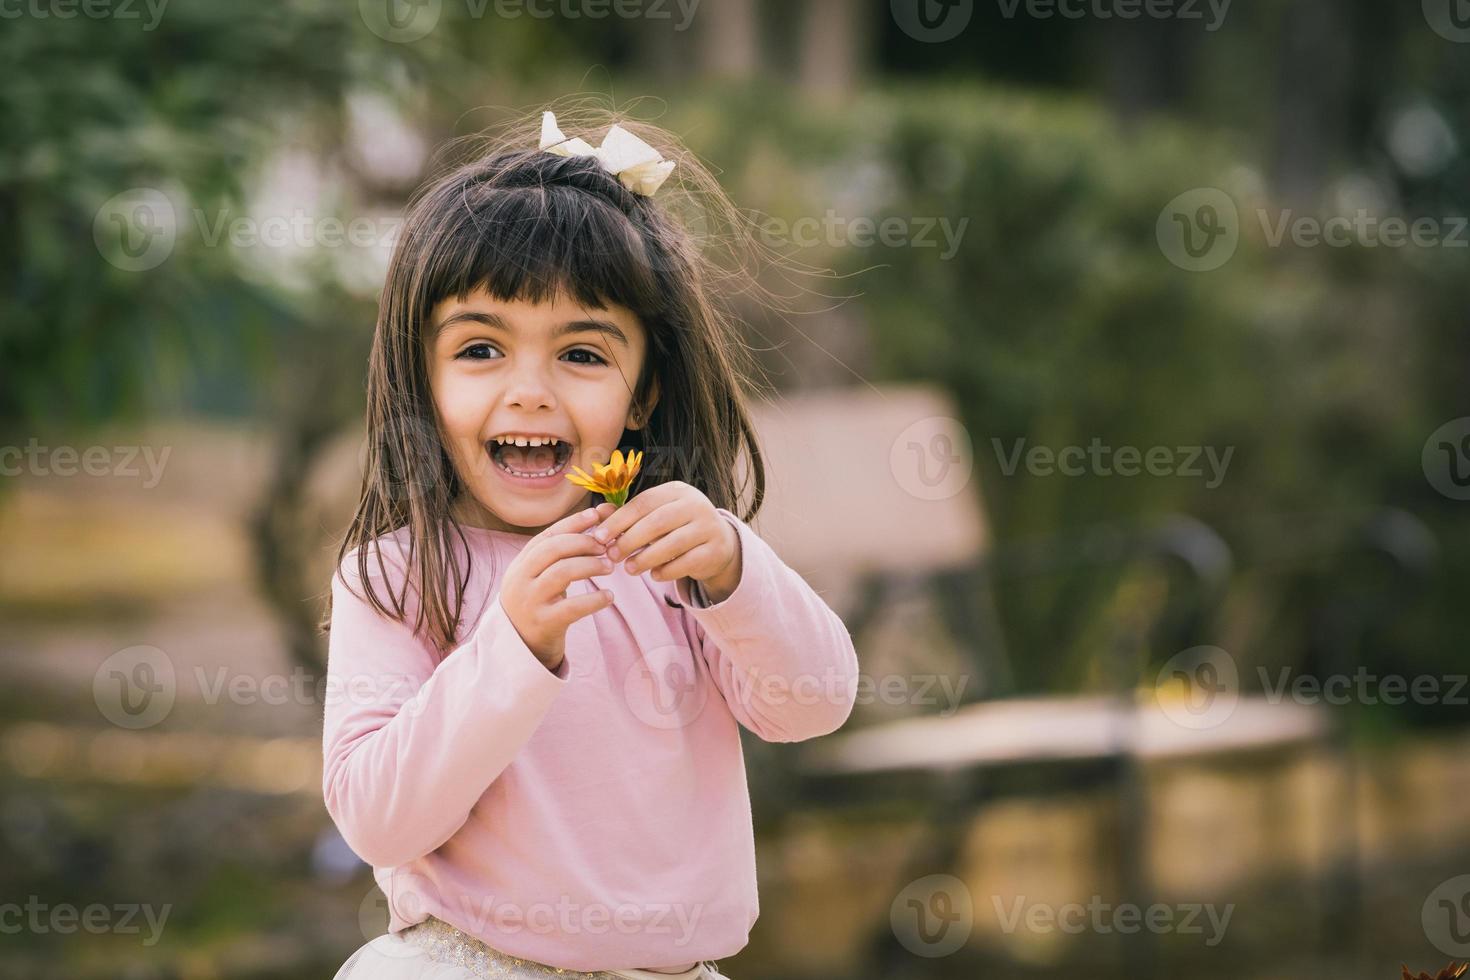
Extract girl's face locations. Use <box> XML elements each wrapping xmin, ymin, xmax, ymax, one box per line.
<box><xmin>426</xmin><ymin>288</ymin><xmax>653</xmax><ymax>534</ymax></box>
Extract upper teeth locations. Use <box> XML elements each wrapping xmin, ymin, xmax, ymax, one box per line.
<box><xmin>493</xmin><ymin>436</ymin><xmax>562</xmax><ymax>447</ymax></box>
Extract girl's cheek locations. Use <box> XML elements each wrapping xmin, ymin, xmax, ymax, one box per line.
<box><xmin>436</xmin><ymin>379</ymin><xmax>491</xmax><ymax>433</ymax></box>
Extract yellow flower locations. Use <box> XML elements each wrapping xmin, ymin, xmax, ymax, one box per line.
<box><xmin>1402</xmin><ymin>963</ymin><xmax>1468</xmax><ymax>980</ymax></box>
<box><xmin>565</xmin><ymin>448</ymin><xmax>643</xmax><ymax>506</ymax></box>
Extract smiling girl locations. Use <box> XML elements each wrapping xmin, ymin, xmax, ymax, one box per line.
<box><xmin>321</xmin><ymin>107</ymin><xmax>860</xmax><ymax>980</ymax></box>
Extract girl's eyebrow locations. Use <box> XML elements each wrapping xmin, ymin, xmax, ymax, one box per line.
<box><xmin>435</xmin><ymin>310</ymin><xmax>629</xmax><ymax>349</ymax></box>
<box><xmin>556</xmin><ymin>319</ymin><xmax>630</xmax><ymax>349</ymax></box>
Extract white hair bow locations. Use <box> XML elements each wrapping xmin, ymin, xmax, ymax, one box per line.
<box><xmin>538</xmin><ymin>110</ymin><xmax>676</xmax><ymax>197</ymax></box>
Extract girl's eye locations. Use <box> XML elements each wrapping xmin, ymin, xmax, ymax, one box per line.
<box><xmin>453</xmin><ymin>345</ymin><xmax>605</xmax><ymax>365</ymax></box>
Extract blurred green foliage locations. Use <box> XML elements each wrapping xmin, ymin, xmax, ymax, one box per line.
<box><xmin>0</xmin><ymin>0</ymin><xmax>367</xmax><ymax>429</ymax></box>
<box><xmin>5</xmin><ymin>1</ymin><xmax>1466</xmax><ymax>731</ymax></box>
<box><xmin>667</xmin><ymin>84</ymin><xmax>1468</xmax><ymax>728</ymax></box>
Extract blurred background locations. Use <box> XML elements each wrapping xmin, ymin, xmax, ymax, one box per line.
<box><xmin>4</xmin><ymin>1</ymin><xmax>1470</xmax><ymax>977</ymax></box>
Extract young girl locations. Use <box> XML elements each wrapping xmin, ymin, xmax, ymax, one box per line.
<box><xmin>321</xmin><ymin>106</ymin><xmax>860</xmax><ymax>980</ymax></box>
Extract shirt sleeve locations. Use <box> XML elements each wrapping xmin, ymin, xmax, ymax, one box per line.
<box><xmin>674</xmin><ymin>507</ymin><xmax>860</xmax><ymax>743</ymax></box>
<box><xmin>321</xmin><ymin>541</ymin><xmax>569</xmax><ymax>868</ymax></box>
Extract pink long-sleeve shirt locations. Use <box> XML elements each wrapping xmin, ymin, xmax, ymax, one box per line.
<box><xmin>321</xmin><ymin>506</ymin><xmax>859</xmax><ymax>972</ymax></box>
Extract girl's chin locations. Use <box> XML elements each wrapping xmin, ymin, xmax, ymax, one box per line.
<box><xmin>463</xmin><ymin>487</ymin><xmax>590</xmax><ymax>531</ymax></box>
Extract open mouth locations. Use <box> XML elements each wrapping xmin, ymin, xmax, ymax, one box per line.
<box><xmin>488</xmin><ymin>435</ymin><xmax>574</xmax><ymax>480</ymax></box>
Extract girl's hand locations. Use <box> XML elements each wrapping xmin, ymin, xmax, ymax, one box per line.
<box><xmin>595</xmin><ymin>482</ymin><xmax>742</xmax><ymax>603</ymax></box>
<box><xmin>499</xmin><ymin>502</ymin><xmax>619</xmax><ymax>671</ymax></box>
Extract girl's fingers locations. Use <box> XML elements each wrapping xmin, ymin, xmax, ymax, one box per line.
<box><xmin>592</xmin><ymin>482</ymin><xmax>673</xmax><ymax>542</ymax></box>
<box><xmin>599</xmin><ymin>490</ymin><xmax>697</xmax><ymax>550</ymax></box>
<box><xmin>607</xmin><ymin>505</ymin><xmax>691</xmax><ymax>560</ymax></box>
<box><xmin>622</xmin><ymin>523</ymin><xmax>704</xmax><ymax>574</ymax></box>
<box><xmin>645</xmin><ymin>541</ymin><xmax>724</xmax><ymax>583</ymax></box>
<box><xmin>537</xmin><ymin>554</ymin><xmax>615</xmax><ymax>598</ymax></box>
<box><xmin>535</xmin><ymin>505</ymin><xmax>603</xmax><ymax>540</ymax></box>
<box><xmin>546</xmin><ymin>588</ymin><xmax>614</xmax><ymax>627</ymax></box>
<box><xmin>522</xmin><ymin>524</ymin><xmax>610</xmax><ymax>577</ymax></box>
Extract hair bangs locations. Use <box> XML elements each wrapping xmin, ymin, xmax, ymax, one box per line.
<box><xmin>421</xmin><ymin>177</ymin><xmax>666</xmax><ymax>327</ymax></box>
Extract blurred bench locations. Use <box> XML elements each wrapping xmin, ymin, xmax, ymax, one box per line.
<box><xmin>741</xmin><ymin>385</ymin><xmax>1334</xmax><ymax>979</ymax></box>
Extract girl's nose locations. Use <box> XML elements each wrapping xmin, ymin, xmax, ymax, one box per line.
<box><xmin>504</xmin><ymin>371</ymin><xmax>556</xmax><ymax>411</ymax></box>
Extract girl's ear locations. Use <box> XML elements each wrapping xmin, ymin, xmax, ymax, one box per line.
<box><xmin>628</xmin><ymin>376</ymin><xmax>659</xmax><ymax>430</ymax></box>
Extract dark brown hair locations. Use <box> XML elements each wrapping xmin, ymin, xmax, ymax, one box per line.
<box><xmin>322</xmin><ymin>103</ymin><xmax>775</xmax><ymax>656</ymax></box>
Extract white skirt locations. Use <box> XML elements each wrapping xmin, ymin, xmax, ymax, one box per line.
<box><xmin>333</xmin><ymin>916</ymin><xmax>731</xmax><ymax>980</ymax></box>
